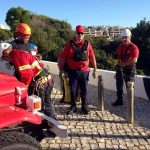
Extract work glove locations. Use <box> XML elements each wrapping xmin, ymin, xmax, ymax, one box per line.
<box><xmin>92</xmin><ymin>69</ymin><xmax>97</xmax><ymax>79</ymax></box>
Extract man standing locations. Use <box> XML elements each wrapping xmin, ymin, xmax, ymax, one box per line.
<box><xmin>59</xmin><ymin>25</ymin><xmax>97</xmax><ymax>114</ymax></box>
<box><xmin>0</xmin><ymin>43</ymin><xmax>55</xmax><ymax>118</ymax></box>
<box><xmin>112</xmin><ymin>29</ymin><xmax>139</xmax><ymax>106</ymax></box>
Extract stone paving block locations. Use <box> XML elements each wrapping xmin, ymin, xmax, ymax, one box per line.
<box><xmin>113</xmin><ymin>144</ymin><xmax>119</xmax><ymax>149</ymax></box>
<box><xmin>145</xmin><ymin>144</ymin><xmax>150</xmax><ymax>149</ymax></box>
<box><xmin>41</xmin><ymin>142</ymin><xmax>49</xmax><ymax>149</ymax></box>
<box><xmin>98</xmin><ymin>142</ymin><xmax>105</xmax><ymax>148</ymax></box>
<box><xmin>139</xmin><ymin>145</ymin><xmax>146</xmax><ymax>150</ymax></box>
<box><xmin>90</xmin><ymin>143</ymin><xmax>98</xmax><ymax>149</ymax></box>
<box><xmin>119</xmin><ymin>144</ymin><xmax>128</xmax><ymax>149</ymax></box>
<box><xmin>126</xmin><ymin>141</ymin><xmax>135</xmax><ymax>147</ymax></box>
<box><xmin>49</xmin><ymin>143</ymin><xmax>60</xmax><ymax>149</ymax></box>
<box><xmin>106</xmin><ymin>144</ymin><xmax>114</xmax><ymax>149</ymax></box>
<box><xmin>41</xmin><ymin>75</ymin><xmax>150</xmax><ymax>150</ymax></box>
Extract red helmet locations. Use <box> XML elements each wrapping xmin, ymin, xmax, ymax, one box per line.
<box><xmin>76</xmin><ymin>25</ymin><xmax>85</xmax><ymax>33</ymax></box>
<box><xmin>16</xmin><ymin>23</ymin><xmax>31</xmax><ymax>36</ymax></box>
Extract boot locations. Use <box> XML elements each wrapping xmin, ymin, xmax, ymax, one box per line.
<box><xmin>81</xmin><ymin>104</ymin><xmax>89</xmax><ymax>114</ymax></box>
<box><xmin>59</xmin><ymin>97</ymin><xmax>64</xmax><ymax>103</ymax></box>
<box><xmin>66</xmin><ymin>105</ymin><xmax>77</xmax><ymax>115</ymax></box>
<box><xmin>112</xmin><ymin>99</ymin><xmax>123</xmax><ymax>106</ymax></box>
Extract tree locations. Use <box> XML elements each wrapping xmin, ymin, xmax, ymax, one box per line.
<box><xmin>132</xmin><ymin>18</ymin><xmax>150</xmax><ymax>75</ymax></box>
<box><xmin>5</xmin><ymin>7</ymin><xmax>74</xmax><ymax>61</ymax></box>
<box><xmin>29</xmin><ymin>14</ymin><xmax>73</xmax><ymax>61</ymax></box>
<box><xmin>5</xmin><ymin>7</ymin><xmax>30</xmax><ymax>34</ymax></box>
<box><xmin>0</xmin><ymin>29</ymin><xmax>13</xmax><ymax>41</ymax></box>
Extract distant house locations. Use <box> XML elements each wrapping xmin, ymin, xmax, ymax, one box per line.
<box><xmin>84</xmin><ymin>25</ymin><xmax>131</xmax><ymax>40</ymax></box>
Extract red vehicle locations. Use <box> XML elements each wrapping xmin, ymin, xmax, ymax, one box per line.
<box><xmin>0</xmin><ymin>72</ymin><xmax>67</xmax><ymax>150</ymax></box>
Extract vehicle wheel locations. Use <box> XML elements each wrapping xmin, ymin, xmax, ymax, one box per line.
<box><xmin>0</xmin><ymin>131</ymin><xmax>42</xmax><ymax>150</ymax></box>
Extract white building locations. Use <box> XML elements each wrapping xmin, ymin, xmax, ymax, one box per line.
<box><xmin>0</xmin><ymin>24</ymin><xmax>10</xmax><ymax>30</ymax></box>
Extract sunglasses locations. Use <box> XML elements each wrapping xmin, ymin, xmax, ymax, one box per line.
<box><xmin>77</xmin><ymin>32</ymin><xmax>84</xmax><ymax>35</ymax></box>
<box><xmin>23</xmin><ymin>36</ymin><xmax>30</xmax><ymax>39</ymax></box>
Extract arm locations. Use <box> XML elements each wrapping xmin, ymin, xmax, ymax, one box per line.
<box><xmin>88</xmin><ymin>42</ymin><xmax>97</xmax><ymax>70</ymax></box>
<box><xmin>12</xmin><ymin>51</ymin><xmax>34</xmax><ymax>85</ymax></box>
<box><xmin>122</xmin><ymin>58</ymin><xmax>138</xmax><ymax>67</ymax></box>
<box><xmin>88</xmin><ymin>42</ymin><xmax>97</xmax><ymax>78</ymax></box>
<box><xmin>58</xmin><ymin>42</ymin><xmax>70</xmax><ymax>71</ymax></box>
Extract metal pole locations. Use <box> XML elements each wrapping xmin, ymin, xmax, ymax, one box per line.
<box><xmin>127</xmin><ymin>82</ymin><xmax>134</xmax><ymax>124</ymax></box>
<box><xmin>98</xmin><ymin>75</ymin><xmax>104</xmax><ymax>111</ymax></box>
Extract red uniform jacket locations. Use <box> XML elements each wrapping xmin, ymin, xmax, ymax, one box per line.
<box><xmin>59</xmin><ymin>39</ymin><xmax>96</xmax><ymax>71</ymax></box>
<box><xmin>10</xmin><ymin>49</ymin><xmax>49</xmax><ymax>85</ymax></box>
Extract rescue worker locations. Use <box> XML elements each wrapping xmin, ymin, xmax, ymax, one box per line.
<box><xmin>6</xmin><ymin>23</ymin><xmax>34</xmax><ymax>77</ymax></box>
<box><xmin>0</xmin><ymin>42</ymin><xmax>55</xmax><ymax>118</ymax></box>
<box><xmin>11</xmin><ymin>23</ymin><xmax>32</xmax><ymax>52</ymax></box>
<box><xmin>9</xmin><ymin>23</ymin><xmax>45</xmax><ymax>79</ymax></box>
<box><xmin>29</xmin><ymin>43</ymin><xmax>45</xmax><ymax>68</ymax></box>
<box><xmin>112</xmin><ymin>28</ymin><xmax>139</xmax><ymax>106</ymax></box>
<box><xmin>59</xmin><ymin>25</ymin><xmax>97</xmax><ymax>114</ymax></box>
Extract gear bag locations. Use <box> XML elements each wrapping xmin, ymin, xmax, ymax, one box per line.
<box><xmin>70</xmin><ymin>40</ymin><xmax>88</xmax><ymax>61</ymax></box>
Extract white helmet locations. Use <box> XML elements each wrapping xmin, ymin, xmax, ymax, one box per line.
<box><xmin>0</xmin><ymin>43</ymin><xmax>12</xmax><ymax>58</ymax></box>
<box><xmin>29</xmin><ymin>43</ymin><xmax>38</xmax><ymax>56</ymax></box>
<box><xmin>121</xmin><ymin>29</ymin><xmax>132</xmax><ymax>37</ymax></box>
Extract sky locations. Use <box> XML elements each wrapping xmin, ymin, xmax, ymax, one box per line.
<box><xmin>0</xmin><ymin>0</ymin><xmax>150</xmax><ymax>29</ymax></box>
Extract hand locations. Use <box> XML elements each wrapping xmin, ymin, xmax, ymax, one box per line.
<box><xmin>5</xmin><ymin>63</ymin><xmax>12</xmax><ymax>70</ymax></box>
<box><xmin>36</xmin><ymin>54</ymin><xmax>42</xmax><ymax>60</ymax></box>
<box><xmin>92</xmin><ymin>69</ymin><xmax>97</xmax><ymax>79</ymax></box>
<box><xmin>59</xmin><ymin>71</ymin><xmax>64</xmax><ymax>80</ymax></box>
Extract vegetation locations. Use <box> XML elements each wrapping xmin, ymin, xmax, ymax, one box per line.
<box><xmin>0</xmin><ymin>7</ymin><xmax>149</xmax><ymax>75</ymax></box>
<box><xmin>0</xmin><ymin>28</ymin><xmax>12</xmax><ymax>41</ymax></box>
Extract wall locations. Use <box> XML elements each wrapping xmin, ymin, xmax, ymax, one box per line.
<box><xmin>43</xmin><ymin>61</ymin><xmax>149</xmax><ymax>100</ymax></box>
<box><xmin>0</xmin><ymin>60</ymin><xmax>149</xmax><ymax>100</ymax></box>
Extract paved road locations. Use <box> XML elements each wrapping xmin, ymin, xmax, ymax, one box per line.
<box><xmin>40</xmin><ymin>75</ymin><xmax>150</xmax><ymax>150</ymax></box>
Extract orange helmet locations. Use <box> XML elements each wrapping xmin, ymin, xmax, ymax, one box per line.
<box><xmin>16</xmin><ymin>23</ymin><xmax>31</xmax><ymax>36</ymax></box>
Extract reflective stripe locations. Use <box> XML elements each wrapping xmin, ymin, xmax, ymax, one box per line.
<box><xmin>19</xmin><ymin>65</ymin><xmax>31</xmax><ymax>71</ymax></box>
<box><xmin>35</xmin><ymin>69</ymin><xmax>43</xmax><ymax>77</ymax></box>
<box><xmin>31</xmin><ymin>61</ymin><xmax>42</xmax><ymax>70</ymax></box>
<box><xmin>37</xmin><ymin>74</ymin><xmax>52</xmax><ymax>84</ymax></box>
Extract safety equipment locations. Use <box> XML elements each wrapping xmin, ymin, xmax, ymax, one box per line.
<box><xmin>121</xmin><ymin>29</ymin><xmax>132</xmax><ymax>37</ymax></box>
<box><xmin>16</xmin><ymin>23</ymin><xmax>31</xmax><ymax>36</ymax></box>
<box><xmin>76</xmin><ymin>25</ymin><xmax>85</xmax><ymax>33</ymax></box>
<box><xmin>0</xmin><ymin>43</ymin><xmax>12</xmax><ymax>58</ymax></box>
<box><xmin>70</xmin><ymin>40</ymin><xmax>88</xmax><ymax>61</ymax></box>
<box><xmin>62</xmin><ymin>74</ymin><xmax>80</xmax><ymax>103</ymax></box>
<box><xmin>30</xmin><ymin>43</ymin><xmax>38</xmax><ymax>56</ymax></box>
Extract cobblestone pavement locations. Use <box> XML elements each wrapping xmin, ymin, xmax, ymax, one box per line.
<box><xmin>40</xmin><ymin>75</ymin><xmax>150</xmax><ymax>150</ymax></box>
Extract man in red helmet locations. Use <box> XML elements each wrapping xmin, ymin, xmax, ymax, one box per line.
<box><xmin>11</xmin><ymin>23</ymin><xmax>32</xmax><ymax>52</ymax></box>
<box><xmin>0</xmin><ymin>42</ymin><xmax>55</xmax><ymax>119</ymax></box>
<box><xmin>58</xmin><ymin>25</ymin><xmax>97</xmax><ymax>114</ymax></box>
<box><xmin>9</xmin><ymin>23</ymin><xmax>43</xmax><ymax>79</ymax></box>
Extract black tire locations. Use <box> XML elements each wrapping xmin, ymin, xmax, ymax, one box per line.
<box><xmin>0</xmin><ymin>131</ymin><xmax>42</xmax><ymax>150</ymax></box>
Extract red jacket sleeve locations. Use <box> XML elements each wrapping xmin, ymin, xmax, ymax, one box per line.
<box><xmin>88</xmin><ymin>42</ymin><xmax>96</xmax><ymax>61</ymax></box>
<box><xmin>11</xmin><ymin>50</ymin><xmax>34</xmax><ymax>85</ymax></box>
